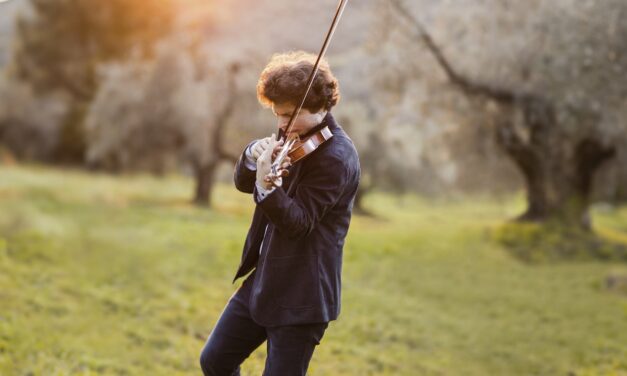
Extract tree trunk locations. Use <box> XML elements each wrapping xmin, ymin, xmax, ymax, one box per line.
<box><xmin>518</xmin><ymin>163</ymin><xmax>591</xmax><ymax>229</ymax></box>
<box><xmin>193</xmin><ymin>160</ymin><xmax>218</xmax><ymax>206</ymax></box>
<box><xmin>190</xmin><ymin>63</ymin><xmax>240</xmax><ymax>208</ymax></box>
<box><xmin>54</xmin><ymin>102</ymin><xmax>88</xmax><ymax>165</ymax></box>
<box><xmin>496</xmin><ymin>105</ymin><xmax>615</xmax><ymax>230</ymax></box>
<box><xmin>353</xmin><ymin>185</ymin><xmax>374</xmax><ymax>216</ymax></box>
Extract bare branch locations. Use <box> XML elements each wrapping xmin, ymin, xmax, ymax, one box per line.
<box><xmin>389</xmin><ymin>0</ymin><xmax>520</xmax><ymax>104</ymax></box>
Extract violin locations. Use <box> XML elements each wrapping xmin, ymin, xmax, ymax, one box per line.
<box><xmin>267</xmin><ymin>125</ymin><xmax>334</xmax><ymax>188</ymax></box>
<box><xmin>264</xmin><ymin>0</ymin><xmax>348</xmax><ymax>188</ymax></box>
<box><xmin>285</xmin><ymin>126</ymin><xmax>334</xmax><ymax>164</ymax></box>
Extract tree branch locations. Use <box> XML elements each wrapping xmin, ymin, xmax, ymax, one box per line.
<box><xmin>389</xmin><ymin>0</ymin><xmax>521</xmax><ymax>104</ymax></box>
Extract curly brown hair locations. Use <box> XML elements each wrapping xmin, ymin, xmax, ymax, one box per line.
<box><xmin>256</xmin><ymin>51</ymin><xmax>340</xmax><ymax>113</ymax></box>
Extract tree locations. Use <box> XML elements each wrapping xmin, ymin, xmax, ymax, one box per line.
<box><xmin>0</xmin><ymin>74</ymin><xmax>67</xmax><ymax>161</ymax></box>
<box><xmin>11</xmin><ymin>0</ymin><xmax>174</xmax><ymax>163</ymax></box>
<box><xmin>188</xmin><ymin>62</ymin><xmax>240</xmax><ymax>206</ymax></box>
<box><xmin>85</xmin><ymin>37</ymin><xmax>239</xmax><ymax>207</ymax></box>
<box><xmin>386</xmin><ymin>0</ymin><xmax>627</xmax><ymax>229</ymax></box>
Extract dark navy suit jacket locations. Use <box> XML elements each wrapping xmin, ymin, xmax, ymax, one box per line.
<box><xmin>232</xmin><ymin>113</ymin><xmax>360</xmax><ymax>327</ymax></box>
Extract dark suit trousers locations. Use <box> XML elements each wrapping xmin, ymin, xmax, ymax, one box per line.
<box><xmin>199</xmin><ymin>271</ymin><xmax>329</xmax><ymax>376</ymax></box>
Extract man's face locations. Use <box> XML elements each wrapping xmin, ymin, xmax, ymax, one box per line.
<box><xmin>272</xmin><ymin>102</ymin><xmax>326</xmax><ymax>137</ymax></box>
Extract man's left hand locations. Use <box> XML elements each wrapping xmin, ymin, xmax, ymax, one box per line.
<box><xmin>256</xmin><ymin>135</ymin><xmax>291</xmax><ymax>190</ymax></box>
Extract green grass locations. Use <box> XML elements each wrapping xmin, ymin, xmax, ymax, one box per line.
<box><xmin>1</xmin><ymin>163</ymin><xmax>627</xmax><ymax>375</ymax></box>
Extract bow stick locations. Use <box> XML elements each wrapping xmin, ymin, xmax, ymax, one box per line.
<box><xmin>266</xmin><ymin>0</ymin><xmax>349</xmax><ymax>187</ymax></box>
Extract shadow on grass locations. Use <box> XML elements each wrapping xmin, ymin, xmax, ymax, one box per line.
<box><xmin>492</xmin><ymin>221</ymin><xmax>627</xmax><ymax>264</ymax></box>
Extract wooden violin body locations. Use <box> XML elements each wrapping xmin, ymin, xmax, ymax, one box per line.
<box><xmin>267</xmin><ymin>126</ymin><xmax>333</xmax><ymax>187</ymax></box>
<box><xmin>286</xmin><ymin>126</ymin><xmax>333</xmax><ymax>164</ymax></box>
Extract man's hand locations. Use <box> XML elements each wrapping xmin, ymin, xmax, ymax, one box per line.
<box><xmin>250</xmin><ymin>136</ymin><xmax>274</xmax><ymax>162</ymax></box>
<box><xmin>256</xmin><ymin>134</ymin><xmax>291</xmax><ymax>190</ymax></box>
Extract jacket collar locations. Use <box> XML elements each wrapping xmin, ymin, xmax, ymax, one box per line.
<box><xmin>300</xmin><ymin>112</ymin><xmax>337</xmax><ymax>139</ymax></box>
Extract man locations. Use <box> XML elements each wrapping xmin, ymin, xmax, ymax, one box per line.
<box><xmin>200</xmin><ymin>51</ymin><xmax>360</xmax><ymax>375</ymax></box>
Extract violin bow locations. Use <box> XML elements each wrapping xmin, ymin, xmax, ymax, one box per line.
<box><xmin>268</xmin><ymin>0</ymin><xmax>350</xmax><ymax>187</ymax></box>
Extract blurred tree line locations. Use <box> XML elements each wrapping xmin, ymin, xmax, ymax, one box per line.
<box><xmin>0</xmin><ymin>0</ymin><xmax>625</xmax><ymax>230</ymax></box>
<box><xmin>9</xmin><ymin>0</ymin><xmax>175</xmax><ymax>162</ymax></box>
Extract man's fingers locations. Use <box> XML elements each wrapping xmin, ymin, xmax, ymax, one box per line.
<box><xmin>271</xmin><ymin>140</ymin><xmax>283</xmax><ymax>157</ymax></box>
<box><xmin>253</xmin><ymin>143</ymin><xmax>269</xmax><ymax>160</ymax></box>
<box><xmin>274</xmin><ymin>139</ymin><xmax>284</xmax><ymax>150</ymax></box>
<box><xmin>260</xmin><ymin>135</ymin><xmax>274</xmax><ymax>151</ymax></box>
<box><xmin>260</xmin><ymin>138</ymin><xmax>271</xmax><ymax>150</ymax></box>
<box><xmin>257</xmin><ymin>134</ymin><xmax>274</xmax><ymax>158</ymax></box>
<box><xmin>260</xmin><ymin>146</ymin><xmax>272</xmax><ymax>160</ymax></box>
<box><xmin>259</xmin><ymin>134</ymin><xmax>291</xmax><ymax>164</ymax></box>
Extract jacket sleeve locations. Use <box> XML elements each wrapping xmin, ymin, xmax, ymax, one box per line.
<box><xmin>254</xmin><ymin>155</ymin><xmax>350</xmax><ymax>239</ymax></box>
<box><xmin>233</xmin><ymin>140</ymin><xmax>258</xmax><ymax>194</ymax></box>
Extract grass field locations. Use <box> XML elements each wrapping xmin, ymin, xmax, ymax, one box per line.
<box><xmin>1</xmin><ymin>163</ymin><xmax>627</xmax><ymax>375</ymax></box>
